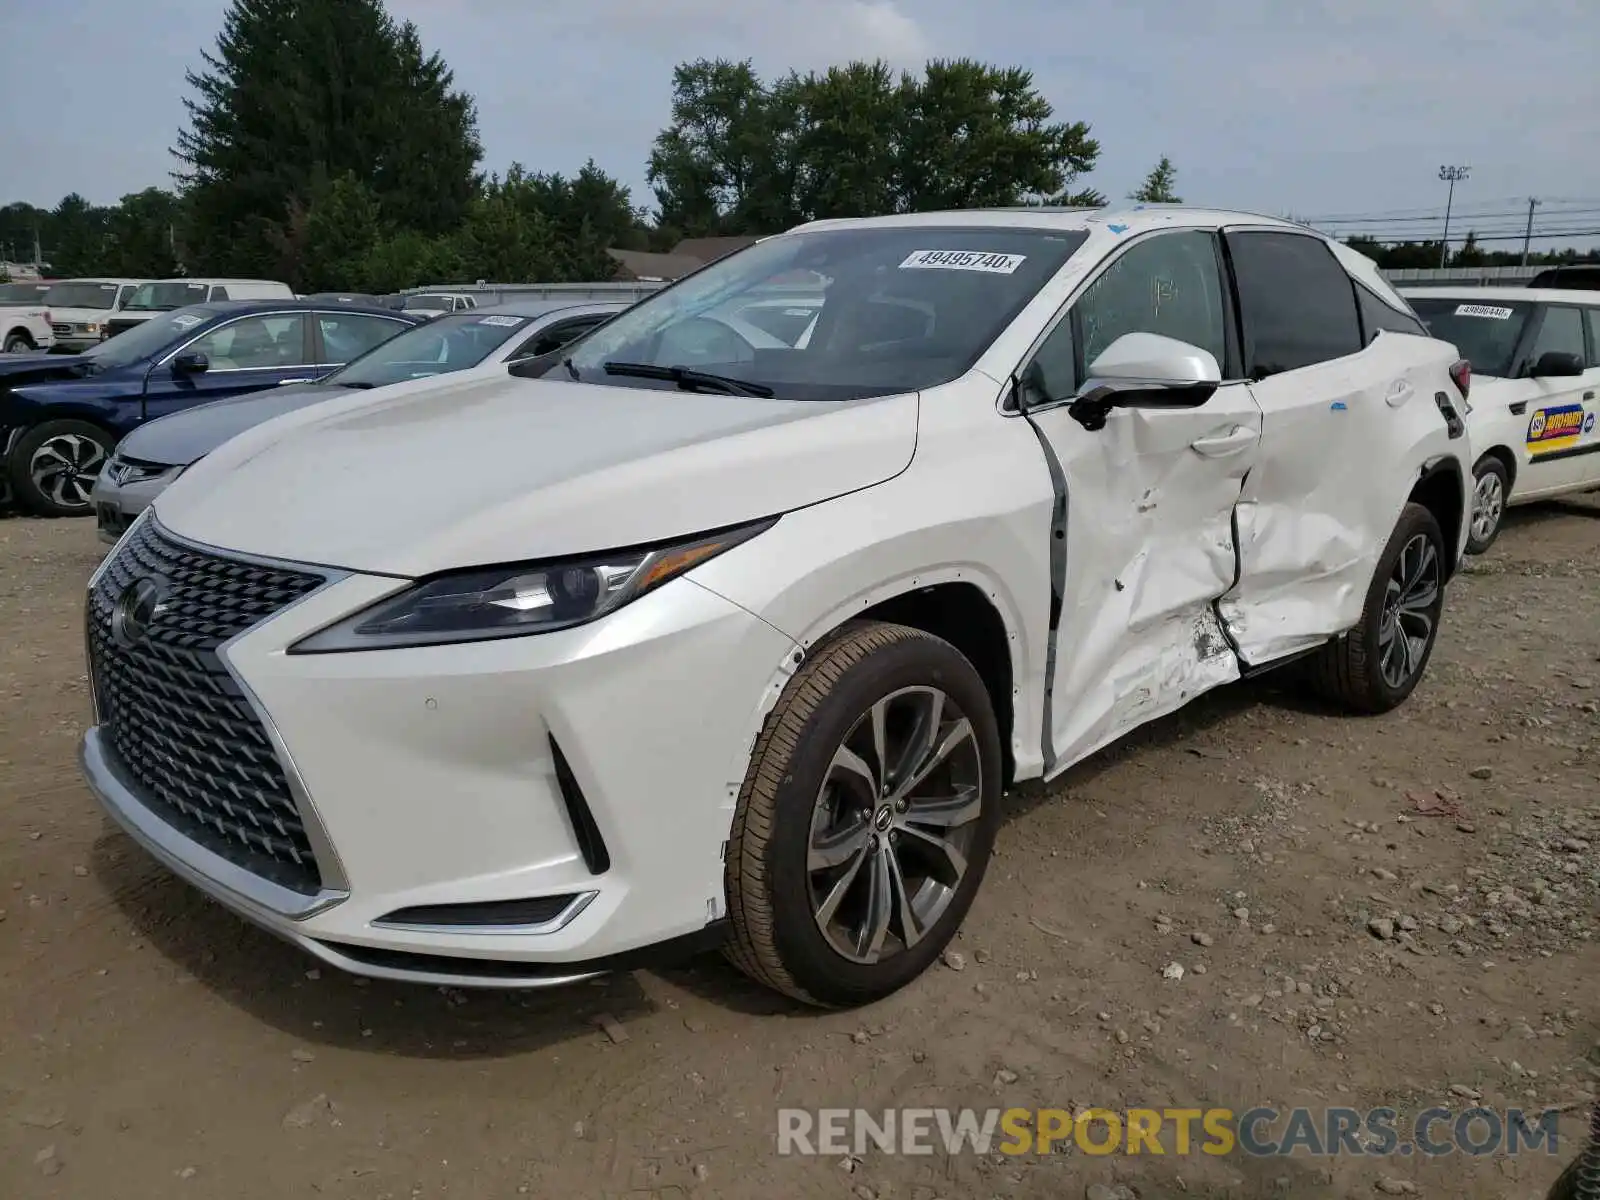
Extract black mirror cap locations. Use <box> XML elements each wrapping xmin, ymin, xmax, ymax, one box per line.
<box><xmin>1067</xmin><ymin>380</ymin><xmax>1217</xmax><ymax>431</ymax></box>
<box><xmin>172</xmin><ymin>350</ymin><xmax>209</xmax><ymax>374</ymax></box>
<box><xmin>1531</xmin><ymin>350</ymin><xmax>1584</xmax><ymax>378</ymax></box>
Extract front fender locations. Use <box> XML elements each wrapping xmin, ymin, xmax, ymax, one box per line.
<box><xmin>6</xmin><ymin>381</ymin><xmax>146</xmax><ymax>439</ymax></box>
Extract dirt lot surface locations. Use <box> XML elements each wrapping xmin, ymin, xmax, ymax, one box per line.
<box><xmin>1</xmin><ymin>505</ymin><xmax>1596</xmax><ymax>1200</ymax></box>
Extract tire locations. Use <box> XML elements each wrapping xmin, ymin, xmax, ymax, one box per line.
<box><xmin>724</xmin><ymin>621</ymin><xmax>1003</xmax><ymax>1007</ymax></box>
<box><xmin>1303</xmin><ymin>502</ymin><xmax>1446</xmax><ymax>715</ymax></box>
<box><xmin>3</xmin><ymin>330</ymin><xmax>35</xmax><ymax>354</ymax></box>
<box><xmin>8</xmin><ymin>419</ymin><xmax>116</xmax><ymax>517</ymax></box>
<box><xmin>1466</xmin><ymin>455</ymin><xmax>1509</xmax><ymax>555</ymax></box>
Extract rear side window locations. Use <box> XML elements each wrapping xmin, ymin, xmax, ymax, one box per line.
<box><xmin>1586</xmin><ymin>309</ymin><xmax>1600</xmax><ymax>368</ymax></box>
<box><xmin>1356</xmin><ymin>285</ymin><xmax>1426</xmax><ymax>342</ymax></box>
<box><xmin>208</xmin><ymin>285</ymin><xmax>230</xmax><ymax>301</ymax></box>
<box><xmin>1227</xmin><ymin>231</ymin><xmax>1362</xmax><ymax>378</ymax></box>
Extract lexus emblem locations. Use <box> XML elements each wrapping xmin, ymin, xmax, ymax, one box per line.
<box><xmin>112</xmin><ymin>577</ymin><xmax>169</xmax><ymax>647</ymax></box>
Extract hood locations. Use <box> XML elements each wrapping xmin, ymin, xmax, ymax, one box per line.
<box><xmin>154</xmin><ymin>372</ymin><xmax>920</xmax><ymax>576</ymax></box>
<box><xmin>0</xmin><ymin>352</ymin><xmax>91</xmax><ymax>381</ymax></box>
<box><xmin>116</xmin><ymin>383</ymin><xmax>342</xmax><ymax>466</ymax></box>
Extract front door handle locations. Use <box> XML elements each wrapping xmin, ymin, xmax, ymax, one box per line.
<box><xmin>1584</xmin><ymin>391</ymin><xmax>1595</xmax><ymax>401</ymax></box>
<box><xmin>1190</xmin><ymin>426</ymin><xmax>1256</xmax><ymax>457</ymax></box>
<box><xmin>277</xmin><ymin>377</ymin><xmax>316</xmax><ymax>386</ymax></box>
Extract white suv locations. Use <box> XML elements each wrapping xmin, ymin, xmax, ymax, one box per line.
<box><xmin>81</xmin><ymin>208</ymin><xmax>1471</xmax><ymax>1006</ymax></box>
<box><xmin>1402</xmin><ymin>287</ymin><xmax>1600</xmax><ymax>552</ymax></box>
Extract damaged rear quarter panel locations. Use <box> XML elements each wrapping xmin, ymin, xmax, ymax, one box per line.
<box><xmin>1221</xmin><ymin>333</ymin><xmax>1463</xmax><ymax>664</ymax></box>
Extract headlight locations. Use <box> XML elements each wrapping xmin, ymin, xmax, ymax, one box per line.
<box><xmin>288</xmin><ymin>518</ymin><xmax>775</xmax><ymax>654</ymax></box>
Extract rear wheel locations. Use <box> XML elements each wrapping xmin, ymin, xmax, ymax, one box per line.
<box><xmin>3</xmin><ymin>330</ymin><xmax>35</xmax><ymax>354</ymax></box>
<box><xmin>8</xmin><ymin>420</ymin><xmax>115</xmax><ymax>517</ymax></box>
<box><xmin>1466</xmin><ymin>456</ymin><xmax>1509</xmax><ymax>554</ymax></box>
<box><xmin>724</xmin><ymin>621</ymin><xmax>1003</xmax><ymax>1007</ymax></box>
<box><xmin>1303</xmin><ymin>502</ymin><xmax>1446</xmax><ymax>715</ymax></box>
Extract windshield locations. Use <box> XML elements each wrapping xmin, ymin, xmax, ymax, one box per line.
<box><xmin>328</xmin><ymin>311</ymin><xmax>530</xmax><ymax>387</ymax></box>
<box><xmin>78</xmin><ymin>307</ymin><xmax>213</xmax><ymax>369</ymax></box>
<box><xmin>553</xmin><ymin>226</ymin><xmax>1088</xmax><ymax>401</ymax></box>
<box><xmin>1409</xmin><ymin>298</ymin><xmax>1532</xmax><ymax>377</ymax></box>
<box><xmin>124</xmin><ymin>281</ymin><xmax>209</xmax><ymax>311</ymax></box>
<box><xmin>43</xmin><ymin>281</ymin><xmax>120</xmax><ymax>310</ymax></box>
<box><xmin>403</xmin><ymin>294</ymin><xmax>455</xmax><ymax>311</ymax></box>
<box><xmin>0</xmin><ymin>282</ymin><xmax>48</xmax><ymax>305</ymax></box>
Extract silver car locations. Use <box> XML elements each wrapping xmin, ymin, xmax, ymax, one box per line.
<box><xmin>91</xmin><ymin>299</ymin><xmax>628</xmax><ymax>542</ymax></box>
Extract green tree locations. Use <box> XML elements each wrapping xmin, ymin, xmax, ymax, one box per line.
<box><xmin>1130</xmin><ymin>156</ymin><xmax>1180</xmax><ymax>203</ymax></box>
<box><xmin>1451</xmin><ymin>230</ymin><xmax>1487</xmax><ymax>267</ymax></box>
<box><xmin>290</xmin><ymin>173</ymin><xmax>385</xmax><ymax>291</ymax></box>
<box><xmin>48</xmin><ymin>193</ymin><xmax>111</xmax><ymax>276</ymax></box>
<box><xmin>174</xmin><ymin>0</ymin><xmax>481</xmax><ymax>282</ymax></box>
<box><xmin>647</xmin><ymin>57</ymin><xmax>1100</xmax><ymax>233</ymax></box>
<box><xmin>104</xmin><ymin>188</ymin><xmax>182</xmax><ymax>277</ymax></box>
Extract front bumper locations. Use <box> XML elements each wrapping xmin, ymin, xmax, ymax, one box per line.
<box><xmin>80</xmin><ymin>529</ymin><xmax>799</xmax><ymax>986</ymax></box>
<box><xmin>91</xmin><ymin>469</ymin><xmax>179</xmax><ymax>544</ymax></box>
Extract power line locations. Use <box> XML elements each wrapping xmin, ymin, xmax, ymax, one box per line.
<box><xmin>1329</xmin><ymin>227</ymin><xmax>1600</xmax><ymax>246</ymax></box>
<box><xmin>1298</xmin><ymin>197</ymin><xmax>1600</xmax><ymax>222</ymax></box>
<box><xmin>1305</xmin><ymin>206</ymin><xmax>1600</xmax><ymax>227</ymax></box>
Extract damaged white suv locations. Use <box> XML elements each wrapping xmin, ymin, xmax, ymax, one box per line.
<box><xmin>81</xmin><ymin>208</ymin><xmax>1471</xmax><ymax>1007</ymax></box>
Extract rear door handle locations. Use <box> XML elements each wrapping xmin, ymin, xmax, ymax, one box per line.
<box><xmin>1190</xmin><ymin>426</ymin><xmax>1257</xmax><ymax>457</ymax></box>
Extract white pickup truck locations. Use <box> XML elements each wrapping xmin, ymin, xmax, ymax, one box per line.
<box><xmin>0</xmin><ymin>280</ymin><xmax>55</xmax><ymax>353</ymax></box>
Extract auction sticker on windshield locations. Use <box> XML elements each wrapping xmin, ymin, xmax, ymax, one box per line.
<box><xmin>478</xmin><ymin>315</ymin><xmax>525</xmax><ymax>327</ymax></box>
<box><xmin>899</xmin><ymin>250</ymin><xmax>1026</xmax><ymax>274</ymax></box>
<box><xmin>1454</xmin><ymin>304</ymin><xmax>1514</xmax><ymax>320</ymax></box>
<box><xmin>171</xmin><ymin>314</ymin><xmax>203</xmax><ymax>329</ymax></box>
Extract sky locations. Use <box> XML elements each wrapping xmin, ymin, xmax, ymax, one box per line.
<box><xmin>2</xmin><ymin>0</ymin><xmax>1598</xmax><ymax>249</ymax></box>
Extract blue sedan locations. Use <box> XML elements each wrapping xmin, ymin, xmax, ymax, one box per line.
<box><xmin>0</xmin><ymin>300</ymin><xmax>425</xmax><ymax>516</ymax></box>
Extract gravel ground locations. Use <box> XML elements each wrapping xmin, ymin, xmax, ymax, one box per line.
<box><xmin>1</xmin><ymin>502</ymin><xmax>1596</xmax><ymax>1199</ymax></box>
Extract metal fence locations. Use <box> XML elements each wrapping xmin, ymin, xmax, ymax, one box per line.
<box><xmin>401</xmin><ymin>281</ymin><xmax>667</xmax><ymax>305</ymax></box>
<box><xmin>1379</xmin><ymin>266</ymin><xmax>1543</xmax><ymax>287</ymax></box>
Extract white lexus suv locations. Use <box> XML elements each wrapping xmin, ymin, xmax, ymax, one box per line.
<box><xmin>81</xmin><ymin>208</ymin><xmax>1472</xmax><ymax>1007</ymax></box>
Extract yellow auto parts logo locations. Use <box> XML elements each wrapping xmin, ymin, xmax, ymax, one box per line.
<box><xmin>1526</xmin><ymin>403</ymin><xmax>1584</xmax><ymax>456</ymax></box>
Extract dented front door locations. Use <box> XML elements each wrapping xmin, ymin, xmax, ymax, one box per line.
<box><xmin>1017</xmin><ymin>228</ymin><xmax>1263</xmax><ymax>774</ymax></box>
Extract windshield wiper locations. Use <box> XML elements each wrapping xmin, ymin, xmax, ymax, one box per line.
<box><xmin>602</xmin><ymin>360</ymin><xmax>774</xmax><ymax>398</ymax></box>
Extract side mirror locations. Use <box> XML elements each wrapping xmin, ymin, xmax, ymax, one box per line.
<box><xmin>1068</xmin><ymin>333</ymin><xmax>1221</xmax><ymax>431</ymax></box>
<box><xmin>1531</xmin><ymin>350</ymin><xmax>1584</xmax><ymax>379</ymax></box>
<box><xmin>171</xmin><ymin>350</ymin><xmax>209</xmax><ymax>375</ymax></box>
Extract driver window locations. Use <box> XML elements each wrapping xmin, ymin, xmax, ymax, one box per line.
<box><xmin>188</xmin><ymin>314</ymin><xmax>307</xmax><ymax>370</ymax></box>
<box><xmin>1075</xmin><ymin>230</ymin><xmax>1227</xmax><ymax>373</ymax></box>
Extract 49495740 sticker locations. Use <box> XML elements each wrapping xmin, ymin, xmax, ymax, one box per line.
<box><xmin>1526</xmin><ymin>403</ymin><xmax>1585</xmax><ymax>455</ymax></box>
<box><xmin>899</xmin><ymin>249</ymin><xmax>1026</xmax><ymax>274</ymax></box>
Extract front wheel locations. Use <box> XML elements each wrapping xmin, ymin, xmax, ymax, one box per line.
<box><xmin>1303</xmin><ymin>502</ymin><xmax>1446</xmax><ymax>715</ymax></box>
<box><xmin>3</xmin><ymin>331</ymin><xmax>35</xmax><ymax>354</ymax></box>
<box><xmin>8</xmin><ymin>420</ymin><xmax>115</xmax><ymax>517</ymax></box>
<box><xmin>724</xmin><ymin>621</ymin><xmax>1003</xmax><ymax>1007</ymax></box>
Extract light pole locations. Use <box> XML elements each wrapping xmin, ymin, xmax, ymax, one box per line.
<box><xmin>1438</xmin><ymin>165</ymin><xmax>1470</xmax><ymax>269</ymax></box>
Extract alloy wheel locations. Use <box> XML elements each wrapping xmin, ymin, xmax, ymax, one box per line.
<box><xmin>1471</xmin><ymin>470</ymin><xmax>1504</xmax><ymax>545</ymax></box>
<box><xmin>806</xmin><ymin>686</ymin><xmax>984</xmax><ymax>965</ymax></box>
<box><xmin>30</xmin><ymin>433</ymin><xmax>106</xmax><ymax>510</ymax></box>
<box><xmin>1378</xmin><ymin>533</ymin><xmax>1440</xmax><ymax>689</ymax></box>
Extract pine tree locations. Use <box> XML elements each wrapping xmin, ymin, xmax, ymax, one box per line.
<box><xmin>174</xmin><ymin>0</ymin><xmax>481</xmax><ymax>281</ymax></box>
<box><xmin>1130</xmin><ymin>156</ymin><xmax>1181</xmax><ymax>204</ymax></box>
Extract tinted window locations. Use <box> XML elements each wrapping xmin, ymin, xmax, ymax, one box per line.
<box><xmin>510</xmin><ymin>316</ymin><xmax>606</xmax><ymax>361</ymax></box>
<box><xmin>318</xmin><ymin>312</ymin><xmax>407</xmax><ymax>363</ymax></box>
<box><xmin>1356</xmin><ymin>285</ymin><xmax>1427</xmax><ymax>342</ymax></box>
<box><xmin>1524</xmin><ymin>306</ymin><xmax>1586</xmax><ymax>374</ymax></box>
<box><xmin>1022</xmin><ymin>311</ymin><xmax>1077</xmax><ymax>405</ymax></box>
<box><xmin>1586</xmin><ymin>309</ymin><xmax>1600</xmax><ymax>368</ymax></box>
<box><xmin>209</xmin><ymin>286</ymin><xmax>230</xmax><ymax>301</ymax></box>
<box><xmin>328</xmin><ymin>311</ymin><xmax>532</xmax><ymax>387</ymax></box>
<box><xmin>556</xmin><ymin>226</ymin><xmax>1089</xmax><ymax>401</ymax></box>
<box><xmin>188</xmin><ymin>314</ymin><xmax>308</xmax><ymax>369</ymax></box>
<box><xmin>1228</xmin><ymin>232</ymin><xmax>1361</xmax><ymax>377</ymax></box>
<box><xmin>42</xmin><ymin>281</ymin><xmax>118</xmax><ymax>309</ymax></box>
<box><xmin>0</xmin><ymin>282</ymin><xmax>49</xmax><ymax>304</ymax></box>
<box><xmin>1074</xmin><ymin>230</ymin><xmax>1227</xmax><ymax>375</ymax></box>
<box><xmin>125</xmin><ymin>281</ymin><xmax>209</xmax><ymax>311</ymax></box>
<box><xmin>1408</xmin><ymin>298</ymin><xmax>1532</xmax><ymax>377</ymax></box>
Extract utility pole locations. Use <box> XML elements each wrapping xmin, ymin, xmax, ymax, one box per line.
<box><xmin>1519</xmin><ymin>197</ymin><xmax>1542</xmax><ymax>267</ymax></box>
<box><xmin>1438</xmin><ymin>165</ymin><xmax>1470</xmax><ymax>269</ymax></box>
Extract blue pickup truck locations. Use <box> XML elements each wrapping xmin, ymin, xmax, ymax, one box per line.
<box><xmin>0</xmin><ymin>299</ymin><xmax>424</xmax><ymax>516</ymax></box>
